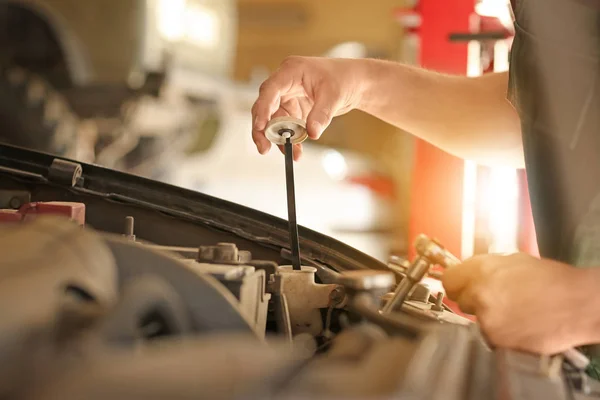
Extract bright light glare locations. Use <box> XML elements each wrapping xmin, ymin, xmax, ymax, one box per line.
<box><xmin>486</xmin><ymin>167</ymin><xmax>519</xmax><ymax>254</ymax></box>
<box><xmin>493</xmin><ymin>40</ymin><xmax>510</xmax><ymax>72</ymax></box>
<box><xmin>157</xmin><ymin>0</ymin><xmax>186</xmax><ymax>41</ymax></box>
<box><xmin>475</xmin><ymin>0</ymin><xmax>513</xmax><ymax>26</ymax></box>
<box><xmin>466</xmin><ymin>14</ymin><xmax>482</xmax><ymax>78</ymax></box>
<box><xmin>321</xmin><ymin>150</ymin><xmax>348</xmax><ymax>181</ymax></box>
<box><xmin>185</xmin><ymin>5</ymin><xmax>219</xmax><ymax>47</ymax></box>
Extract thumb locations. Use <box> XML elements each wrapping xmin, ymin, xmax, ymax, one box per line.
<box><xmin>306</xmin><ymin>89</ymin><xmax>342</xmax><ymax>140</ymax></box>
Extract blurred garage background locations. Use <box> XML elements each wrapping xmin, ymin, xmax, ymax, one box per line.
<box><xmin>0</xmin><ymin>0</ymin><xmax>532</xmax><ymax>263</ymax></box>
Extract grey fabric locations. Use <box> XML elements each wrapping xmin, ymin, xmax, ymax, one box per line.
<box><xmin>509</xmin><ymin>0</ymin><xmax>600</xmax><ymax>375</ymax></box>
<box><xmin>509</xmin><ymin>0</ymin><xmax>600</xmax><ymax>266</ymax></box>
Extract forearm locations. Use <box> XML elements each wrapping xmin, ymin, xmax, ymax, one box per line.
<box><xmin>355</xmin><ymin>60</ymin><xmax>524</xmax><ymax>168</ymax></box>
<box><xmin>573</xmin><ymin>267</ymin><xmax>600</xmax><ymax>346</ymax></box>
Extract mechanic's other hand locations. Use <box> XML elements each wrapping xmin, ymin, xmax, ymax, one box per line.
<box><xmin>251</xmin><ymin>56</ymin><xmax>367</xmax><ymax>160</ymax></box>
<box><xmin>442</xmin><ymin>253</ymin><xmax>592</xmax><ymax>355</ymax></box>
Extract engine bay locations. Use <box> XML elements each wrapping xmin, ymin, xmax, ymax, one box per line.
<box><xmin>0</xmin><ymin>144</ymin><xmax>597</xmax><ymax>400</ymax></box>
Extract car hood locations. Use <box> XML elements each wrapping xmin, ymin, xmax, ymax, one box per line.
<box><xmin>0</xmin><ymin>143</ymin><xmax>387</xmax><ymax>274</ymax></box>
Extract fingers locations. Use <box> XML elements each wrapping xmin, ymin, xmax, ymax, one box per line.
<box><xmin>269</xmin><ymin>100</ymin><xmax>304</xmax><ymax>161</ymax></box>
<box><xmin>455</xmin><ymin>286</ymin><xmax>478</xmax><ymax>315</ymax></box>
<box><xmin>251</xmin><ymin>69</ymin><xmax>298</xmax><ymax>154</ymax></box>
<box><xmin>296</xmin><ymin>97</ymin><xmax>313</xmax><ymax>120</ymax></box>
<box><xmin>306</xmin><ymin>85</ymin><xmax>342</xmax><ymax>139</ymax></box>
<box><xmin>251</xmin><ymin>88</ymin><xmax>278</xmax><ymax>154</ymax></box>
<box><xmin>442</xmin><ymin>255</ymin><xmax>489</xmax><ymax>300</ymax></box>
<box><xmin>281</xmin><ymin>98</ymin><xmax>304</xmax><ymax>120</ymax></box>
<box><xmin>253</xmin><ymin>94</ymin><xmax>307</xmax><ymax>157</ymax></box>
<box><xmin>252</xmin><ymin>56</ymin><xmax>343</xmax><ymax>152</ymax></box>
<box><xmin>294</xmin><ymin>144</ymin><xmax>303</xmax><ymax>161</ymax></box>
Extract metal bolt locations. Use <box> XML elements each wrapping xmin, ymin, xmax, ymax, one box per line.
<box><xmin>432</xmin><ymin>292</ymin><xmax>445</xmax><ymax>312</ymax></box>
<box><xmin>9</xmin><ymin>197</ymin><xmax>21</xmax><ymax>209</ymax></box>
<box><xmin>329</xmin><ymin>286</ymin><xmax>346</xmax><ymax>306</ymax></box>
<box><xmin>124</xmin><ymin>216</ymin><xmax>134</xmax><ymax>235</ymax></box>
<box><xmin>124</xmin><ymin>216</ymin><xmax>135</xmax><ymax>240</ymax></box>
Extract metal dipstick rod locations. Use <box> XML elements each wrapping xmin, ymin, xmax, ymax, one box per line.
<box><xmin>282</xmin><ymin>131</ymin><xmax>302</xmax><ymax>271</ymax></box>
<box><xmin>265</xmin><ymin>117</ymin><xmax>309</xmax><ymax>271</ymax></box>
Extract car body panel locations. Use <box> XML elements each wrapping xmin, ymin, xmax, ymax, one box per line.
<box><xmin>0</xmin><ymin>143</ymin><xmax>388</xmax><ymax>273</ymax></box>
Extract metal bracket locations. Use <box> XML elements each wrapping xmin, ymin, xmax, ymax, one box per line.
<box><xmin>48</xmin><ymin>158</ymin><xmax>83</xmax><ymax>187</ymax></box>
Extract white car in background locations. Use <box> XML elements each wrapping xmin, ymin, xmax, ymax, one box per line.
<box><xmin>167</xmin><ymin>88</ymin><xmax>394</xmax><ymax>261</ymax></box>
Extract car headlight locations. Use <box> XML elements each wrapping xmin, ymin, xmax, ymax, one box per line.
<box><xmin>157</xmin><ymin>0</ymin><xmax>220</xmax><ymax>47</ymax></box>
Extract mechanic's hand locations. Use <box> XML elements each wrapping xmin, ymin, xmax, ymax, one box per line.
<box><xmin>251</xmin><ymin>56</ymin><xmax>367</xmax><ymax>160</ymax></box>
<box><xmin>442</xmin><ymin>253</ymin><xmax>593</xmax><ymax>355</ymax></box>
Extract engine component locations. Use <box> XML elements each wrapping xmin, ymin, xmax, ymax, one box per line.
<box><xmin>388</xmin><ymin>254</ymin><xmax>410</xmax><ymax>270</ymax></box>
<box><xmin>0</xmin><ymin>189</ymin><xmax>30</xmax><ymax>209</ymax></box>
<box><xmin>20</xmin><ymin>202</ymin><xmax>86</xmax><ymax>225</ymax></box>
<box><xmin>28</xmin><ymin>336</ymin><xmax>307</xmax><ymax>400</ymax></box>
<box><xmin>409</xmin><ymin>282</ymin><xmax>431</xmax><ymax>303</ymax></box>
<box><xmin>268</xmin><ymin>273</ymin><xmax>293</xmax><ymax>342</ymax></box>
<box><xmin>47</xmin><ymin>158</ymin><xmax>83</xmax><ymax>187</ymax></box>
<box><xmin>0</xmin><ymin>215</ymin><xmax>117</xmax><ymax>398</ymax></box>
<box><xmin>277</xmin><ymin>265</ymin><xmax>342</xmax><ymax>336</ymax></box>
<box><xmin>109</xmin><ymin>239</ymin><xmax>273</xmax><ymax>338</ymax></box>
<box><xmin>0</xmin><ymin>144</ymin><xmax>596</xmax><ymax>400</ymax></box>
<box><xmin>123</xmin><ymin>216</ymin><xmax>135</xmax><ymax>241</ymax></box>
<box><xmin>105</xmin><ymin>237</ymin><xmax>257</xmax><ymax>336</ymax></box>
<box><xmin>389</xmin><ymin>254</ymin><xmax>444</xmax><ymax>280</ymax></box>
<box><xmin>380</xmin><ymin>283</ymin><xmax>432</xmax><ymax>309</ymax></box>
<box><xmin>197</xmin><ymin>242</ymin><xmax>252</xmax><ymax>265</ymax></box>
<box><xmin>192</xmin><ymin>262</ymin><xmax>270</xmax><ymax>338</ymax></box>
<box><xmin>338</xmin><ymin>270</ymin><xmax>396</xmax><ymax>293</ymax></box>
<box><xmin>99</xmin><ymin>275</ymin><xmax>192</xmax><ymax>344</ymax></box>
<box><xmin>0</xmin><ymin>209</ymin><xmax>21</xmax><ymax>221</ymax></box>
<box><xmin>385</xmin><ymin>234</ymin><xmax>591</xmax><ymax>370</ymax></box>
<box><xmin>414</xmin><ymin>234</ymin><xmax>461</xmax><ymax>268</ymax></box>
<box><xmin>0</xmin><ymin>200</ymin><xmax>86</xmax><ymax>225</ymax></box>
<box><xmin>382</xmin><ymin>257</ymin><xmax>430</xmax><ymax>314</ymax></box>
<box><xmin>380</xmin><ymin>292</ymin><xmax>471</xmax><ymax>326</ymax></box>
<box><xmin>432</xmin><ymin>292</ymin><xmax>445</xmax><ymax>312</ymax></box>
<box><xmin>191</xmin><ymin>242</ymin><xmax>271</xmax><ymax>337</ymax></box>
<box><xmin>382</xmin><ymin>234</ymin><xmax>458</xmax><ymax>313</ymax></box>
